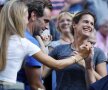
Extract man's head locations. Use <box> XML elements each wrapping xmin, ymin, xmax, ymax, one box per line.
<box><xmin>37</xmin><ymin>0</ymin><xmax>53</xmax><ymax>46</ymax></box>
<box><xmin>41</xmin><ymin>0</ymin><xmax>52</xmax><ymax>29</ymax></box>
<box><xmin>26</xmin><ymin>0</ymin><xmax>45</xmax><ymax>34</ymax></box>
<box><xmin>72</xmin><ymin>10</ymin><xmax>96</xmax><ymax>38</ymax></box>
<box><xmin>27</xmin><ymin>0</ymin><xmax>45</xmax><ymax>20</ymax></box>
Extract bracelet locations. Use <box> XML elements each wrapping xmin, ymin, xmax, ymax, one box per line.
<box><xmin>73</xmin><ymin>54</ymin><xmax>83</xmax><ymax>63</ymax></box>
<box><xmin>38</xmin><ymin>88</ymin><xmax>44</xmax><ymax>90</ymax></box>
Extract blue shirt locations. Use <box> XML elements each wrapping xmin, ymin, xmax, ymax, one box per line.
<box><xmin>68</xmin><ymin>4</ymin><xmax>83</xmax><ymax>14</ymax></box>
<box><xmin>17</xmin><ymin>30</ymin><xmax>42</xmax><ymax>85</ymax></box>
<box><xmin>24</xmin><ymin>30</ymin><xmax>42</xmax><ymax>67</ymax></box>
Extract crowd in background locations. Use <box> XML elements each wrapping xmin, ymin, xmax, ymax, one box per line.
<box><xmin>0</xmin><ymin>0</ymin><xmax>108</xmax><ymax>90</ymax></box>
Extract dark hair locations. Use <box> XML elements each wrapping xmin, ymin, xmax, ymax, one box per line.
<box><xmin>27</xmin><ymin>0</ymin><xmax>45</xmax><ymax>19</ymax></box>
<box><xmin>72</xmin><ymin>10</ymin><xmax>96</xmax><ymax>35</ymax></box>
<box><xmin>73</xmin><ymin>10</ymin><xmax>96</xmax><ymax>24</ymax></box>
<box><xmin>44</xmin><ymin>0</ymin><xmax>53</xmax><ymax>11</ymax></box>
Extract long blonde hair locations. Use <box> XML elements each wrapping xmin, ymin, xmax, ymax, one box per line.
<box><xmin>0</xmin><ymin>0</ymin><xmax>27</xmax><ymax>71</ymax></box>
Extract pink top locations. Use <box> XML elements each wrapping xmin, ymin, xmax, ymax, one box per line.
<box><xmin>95</xmin><ymin>31</ymin><xmax>108</xmax><ymax>59</ymax></box>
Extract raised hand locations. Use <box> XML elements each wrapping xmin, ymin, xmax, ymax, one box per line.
<box><xmin>78</xmin><ymin>41</ymin><xmax>92</xmax><ymax>59</ymax></box>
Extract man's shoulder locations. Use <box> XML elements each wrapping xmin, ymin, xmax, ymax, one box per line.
<box><xmin>25</xmin><ymin>31</ymin><xmax>39</xmax><ymax>46</ymax></box>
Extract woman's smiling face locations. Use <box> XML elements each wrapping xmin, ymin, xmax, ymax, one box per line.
<box><xmin>73</xmin><ymin>14</ymin><xmax>95</xmax><ymax>38</ymax></box>
<box><xmin>58</xmin><ymin>14</ymin><xmax>72</xmax><ymax>33</ymax></box>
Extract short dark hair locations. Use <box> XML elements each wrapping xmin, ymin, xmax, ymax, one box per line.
<box><xmin>72</xmin><ymin>10</ymin><xmax>96</xmax><ymax>35</ymax></box>
<box><xmin>44</xmin><ymin>0</ymin><xmax>53</xmax><ymax>11</ymax></box>
<box><xmin>73</xmin><ymin>10</ymin><xmax>96</xmax><ymax>25</ymax></box>
<box><xmin>27</xmin><ymin>0</ymin><xmax>45</xmax><ymax>19</ymax></box>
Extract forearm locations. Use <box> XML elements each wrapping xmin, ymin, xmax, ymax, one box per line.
<box><xmin>85</xmin><ymin>68</ymin><xmax>96</xmax><ymax>89</ymax></box>
<box><xmin>36</xmin><ymin>36</ymin><xmax>46</xmax><ymax>53</ymax></box>
<box><xmin>85</xmin><ymin>68</ymin><xmax>96</xmax><ymax>83</ymax></box>
<box><xmin>42</xmin><ymin>65</ymin><xmax>52</xmax><ymax>79</ymax></box>
<box><xmin>56</xmin><ymin>54</ymin><xmax>83</xmax><ymax>69</ymax></box>
<box><xmin>93</xmin><ymin>70</ymin><xmax>102</xmax><ymax>80</ymax></box>
<box><xmin>94</xmin><ymin>62</ymin><xmax>107</xmax><ymax>80</ymax></box>
<box><xmin>29</xmin><ymin>81</ymin><xmax>45</xmax><ymax>90</ymax></box>
<box><xmin>24</xmin><ymin>66</ymin><xmax>45</xmax><ymax>90</ymax></box>
<box><xmin>33</xmin><ymin>51</ymin><xmax>83</xmax><ymax>70</ymax></box>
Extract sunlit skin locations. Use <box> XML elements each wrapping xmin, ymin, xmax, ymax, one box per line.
<box><xmin>58</xmin><ymin>14</ymin><xmax>72</xmax><ymax>34</ymax></box>
<box><xmin>74</xmin><ymin>14</ymin><xmax>94</xmax><ymax>39</ymax></box>
<box><xmin>37</xmin><ymin>7</ymin><xmax>52</xmax><ymax>46</ymax></box>
<box><xmin>38</xmin><ymin>7</ymin><xmax>51</xmax><ymax>30</ymax></box>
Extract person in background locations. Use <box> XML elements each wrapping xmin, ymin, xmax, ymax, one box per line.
<box><xmin>95</xmin><ymin>20</ymin><xmax>108</xmax><ymax>71</ymax></box>
<box><xmin>0</xmin><ymin>0</ymin><xmax>91</xmax><ymax>90</ymax></box>
<box><xmin>50</xmin><ymin>0</ymin><xmax>65</xmax><ymax>18</ymax></box>
<box><xmin>61</xmin><ymin>0</ymin><xmax>85</xmax><ymax>14</ymax></box>
<box><xmin>48</xmin><ymin>11</ymin><xmax>74</xmax><ymax>90</ymax></box>
<box><xmin>49</xmin><ymin>12</ymin><xmax>74</xmax><ymax>51</ymax></box>
<box><xmin>86</xmin><ymin>0</ymin><xmax>108</xmax><ymax>25</ymax></box>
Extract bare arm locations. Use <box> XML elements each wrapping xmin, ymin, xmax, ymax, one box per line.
<box><xmin>32</xmin><ymin>42</ymin><xmax>91</xmax><ymax>69</ymax></box>
<box><xmin>36</xmin><ymin>35</ymin><xmax>52</xmax><ymax>78</ymax></box>
<box><xmin>24</xmin><ymin>66</ymin><xmax>45</xmax><ymax>90</ymax></box>
<box><xmin>33</xmin><ymin>51</ymin><xmax>83</xmax><ymax>70</ymax></box>
<box><xmin>42</xmin><ymin>65</ymin><xmax>52</xmax><ymax>79</ymax></box>
<box><xmin>85</xmin><ymin>61</ymin><xmax>107</xmax><ymax>89</ymax></box>
<box><xmin>84</xmin><ymin>48</ymin><xmax>96</xmax><ymax>88</ymax></box>
<box><xmin>36</xmin><ymin>36</ymin><xmax>47</xmax><ymax>53</ymax></box>
<box><xmin>85</xmin><ymin>50</ymin><xmax>107</xmax><ymax>88</ymax></box>
<box><xmin>94</xmin><ymin>62</ymin><xmax>107</xmax><ymax>80</ymax></box>
<box><xmin>85</xmin><ymin>59</ymin><xmax>96</xmax><ymax>88</ymax></box>
<box><xmin>85</xmin><ymin>66</ymin><xmax>96</xmax><ymax>89</ymax></box>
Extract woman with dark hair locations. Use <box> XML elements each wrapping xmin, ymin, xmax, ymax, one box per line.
<box><xmin>49</xmin><ymin>10</ymin><xmax>107</xmax><ymax>90</ymax></box>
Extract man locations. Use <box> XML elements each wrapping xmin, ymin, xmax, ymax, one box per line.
<box><xmin>36</xmin><ymin>1</ymin><xmax>60</xmax><ymax>89</ymax></box>
<box><xmin>17</xmin><ymin>0</ymin><xmax>46</xmax><ymax>90</ymax></box>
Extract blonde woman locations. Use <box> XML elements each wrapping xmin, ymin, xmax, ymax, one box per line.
<box><xmin>0</xmin><ymin>0</ymin><xmax>91</xmax><ymax>89</ymax></box>
<box><xmin>49</xmin><ymin>12</ymin><xmax>74</xmax><ymax>51</ymax></box>
<box><xmin>42</xmin><ymin>12</ymin><xmax>74</xmax><ymax>76</ymax></box>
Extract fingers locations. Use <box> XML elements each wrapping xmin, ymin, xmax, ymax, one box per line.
<box><xmin>71</xmin><ymin>51</ymin><xmax>78</xmax><ymax>56</ymax></box>
<box><xmin>41</xmin><ymin>35</ymin><xmax>52</xmax><ymax>41</ymax></box>
<box><xmin>78</xmin><ymin>41</ymin><xmax>93</xmax><ymax>58</ymax></box>
<box><xmin>80</xmin><ymin>42</ymin><xmax>92</xmax><ymax>50</ymax></box>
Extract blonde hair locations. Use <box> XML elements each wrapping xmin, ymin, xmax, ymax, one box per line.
<box><xmin>0</xmin><ymin>0</ymin><xmax>27</xmax><ymax>71</ymax></box>
<box><xmin>57</xmin><ymin>12</ymin><xmax>74</xmax><ymax>32</ymax></box>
